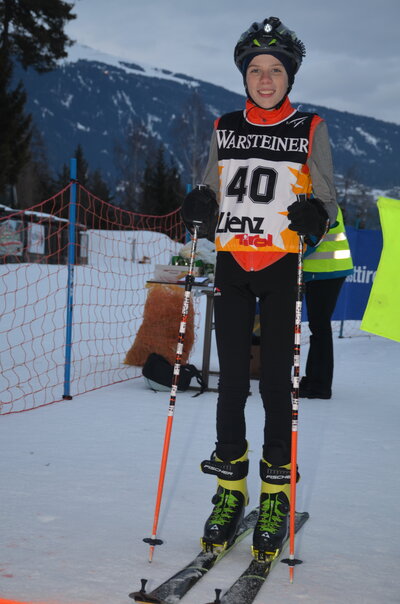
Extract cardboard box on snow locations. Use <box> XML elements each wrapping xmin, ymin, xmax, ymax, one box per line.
<box><xmin>153</xmin><ymin>264</ymin><xmax>202</xmax><ymax>282</ymax></box>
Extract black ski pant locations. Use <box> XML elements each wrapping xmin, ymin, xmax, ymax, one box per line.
<box><xmin>213</xmin><ymin>252</ymin><xmax>298</xmax><ymax>465</ymax></box>
<box><xmin>303</xmin><ymin>276</ymin><xmax>346</xmax><ymax>395</ymax></box>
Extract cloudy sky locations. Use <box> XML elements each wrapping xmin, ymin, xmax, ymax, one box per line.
<box><xmin>66</xmin><ymin>0</ymin><xmax>400</xmax><ymax>125</ymax></box>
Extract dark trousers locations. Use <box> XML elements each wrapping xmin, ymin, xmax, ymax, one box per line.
<box><xmin>213</xmin><ymin>252</ymin><xmax>298</xmax><ymax>464</ymax></box>
<box><xmin>303</xmin><ymin>277</ymin><xmax>346</xmax><ymax>395</ymax></box>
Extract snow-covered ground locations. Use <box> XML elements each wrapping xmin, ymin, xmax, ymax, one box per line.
<box><xmin>1</xmin><ymin>329</ymin><xmax>399</xmax><ymax>604</ymax></box>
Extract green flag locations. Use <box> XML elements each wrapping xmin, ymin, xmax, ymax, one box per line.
<box><xmin>361</xmin><ymin>196</ymin><xmax>400</xmax><ymax>342</ymax></box>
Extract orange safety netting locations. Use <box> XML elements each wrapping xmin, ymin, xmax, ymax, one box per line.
<box><xmin>0</xmin><ymin>184</ymin><xmax>189</xmax><ymax>414</ymax></box>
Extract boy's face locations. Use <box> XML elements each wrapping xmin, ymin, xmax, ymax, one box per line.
<box><xmin>246</xmin><ymin>54</ymin><xmax>289</xmax><ymax>109</ymax></box>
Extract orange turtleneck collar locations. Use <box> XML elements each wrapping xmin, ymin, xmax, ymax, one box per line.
<box><xmin>244</xmin><ymin>96</ymin><xmax>296</xmax><ymax>126</ymax></box>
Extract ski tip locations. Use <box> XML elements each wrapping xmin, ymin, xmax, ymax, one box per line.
<box><xmin>128</xmin><ymin>578</ymin><xmax>151</xmax><ymax>602</ymax></box>
<box><xmin>129</xmin><ymin>593</ymin><xmax>162</xmax><ymax>603</ymax></box>
<box><xmin>129</xmin><ymin>580</ymin><xmax>163</xmax><ymax>603</ymax></box>
<box><xmin>297</xmin><ymin>510</ymin><xmax>310</xmax><ymax>519</ymax></box>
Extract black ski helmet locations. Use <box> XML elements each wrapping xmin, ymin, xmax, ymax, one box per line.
<box><xmin>234</xmin><ymin>16</ymin><xmax>306</xmax><ymax>76</ymax></box>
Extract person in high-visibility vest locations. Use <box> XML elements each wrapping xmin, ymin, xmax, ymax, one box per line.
<box><xmin>300</xmin><ymin>206</ymin><xmax>353</xmax><ymax>399</ymax></box>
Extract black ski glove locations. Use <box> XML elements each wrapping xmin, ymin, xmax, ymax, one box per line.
<box><xmin>180</xmin><ymin>185</ymin><xmax>218</xmax><ymax>240</ymax></box>
<box><xmin>287</xmin><ymin>197</ymin><xmax>329</xmax><ymax>242</ymax></box>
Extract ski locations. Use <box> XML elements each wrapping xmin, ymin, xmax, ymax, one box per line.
<box><xmin>203</xmin><ymin>511</ymin><xmax>309</xmax><ymax>604</ymax></box>
<box><xmin>129</xmin><ymin>507</ymin><xmax>259</xmax><ymax>604</ymax></box>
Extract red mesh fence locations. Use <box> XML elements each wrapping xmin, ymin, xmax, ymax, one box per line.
<box><xmin>0</xmin><ymin>184</ymin><xmax>189</xmax><ymax>415</ymax></box>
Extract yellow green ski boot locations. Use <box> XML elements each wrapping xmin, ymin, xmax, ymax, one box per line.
<box><xmin>252</xmin><ymin>458</ymin><xmax>292</xmax><ymax>561</ymax></box>
<box><xmin>200</xmin><ymin>446</ymin><xmax>249</xmax><ymax>552</ymax></box>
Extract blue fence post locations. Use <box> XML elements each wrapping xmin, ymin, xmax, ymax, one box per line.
<box><xmin>185</xmin><ymin>183</ymin><xmax>192</xmax><ymax>243</ymax></box>
<box><xmin>63</xmin><ymin>158</ymin><xmax>77</xmax><ymax>399</ymax></box>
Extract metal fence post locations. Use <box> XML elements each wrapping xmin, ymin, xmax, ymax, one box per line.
<box><xmin>63</xmin><ymin>158</ymin><xmax>77</xmax><ymax>399</ymax></box>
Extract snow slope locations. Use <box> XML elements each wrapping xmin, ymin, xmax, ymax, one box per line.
<box><xmin>0</xmin><ymin>331</ymin><xmax>399</xmax><ymax>603</ymax></box>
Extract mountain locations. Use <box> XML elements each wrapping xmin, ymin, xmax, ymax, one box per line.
<box><xmin>14</xmin><ymin>44</ymin><xmax>400</xmax><ymax>197</ymax></box>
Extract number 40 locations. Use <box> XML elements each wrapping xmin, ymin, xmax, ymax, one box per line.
<box><xmin>226</xmin><ymin>166</ymin><xmax>278</xmax><ymax>204</ymax></box>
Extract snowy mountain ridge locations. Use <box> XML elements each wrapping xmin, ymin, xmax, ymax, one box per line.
<box><xmin>63</xmin><ymin>43</ymin><xmax>202</xmax><ymax>88</ymax></box>
<box><xmin>15</xmin><ymin>43</ymin><xmax>400</xmax><ymax>201</ymax></box>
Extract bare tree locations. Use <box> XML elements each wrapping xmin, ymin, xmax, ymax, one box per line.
<box><xmin>171</xmin><ymin>89</ymin><xmax>212</xmax><ymax>186</ymax></box>
<box><xmin>114</xmin><ymin>120</ymin><xmax>156</xmax><ymax>210</ymax></box>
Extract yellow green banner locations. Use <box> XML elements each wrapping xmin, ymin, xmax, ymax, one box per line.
<box><xmin>361</xmin><ymin>196</ymin><xmax>400</xmax><ymax>342</ymax></box>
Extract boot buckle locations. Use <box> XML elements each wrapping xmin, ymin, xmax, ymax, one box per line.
<box><xmin>201</xmin><ymin>538</ymin><xmax>227</xmax><ymax>554</ymax></box>
<box><xmin>251</xmin><ymin>545</ymin><xmax>279</xmax><ymax>562</ymax></box>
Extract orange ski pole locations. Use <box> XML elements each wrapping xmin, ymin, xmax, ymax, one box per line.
<box><xmin>288</xmin><ymin>233</ymin><xmax>304</xmax><ymax>582</ymax></box>
<box><xmin>143</xmin><ymin>220</ymin><xmax>201</xmax><ymax>563</ymax></box>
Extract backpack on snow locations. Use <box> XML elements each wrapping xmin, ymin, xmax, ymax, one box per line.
<box><xmin>142</xmin><ymin>352</ymin><xmax>206</xmax><ymax>395</ymax></box>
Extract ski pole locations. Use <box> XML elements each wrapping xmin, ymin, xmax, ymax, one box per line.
<box><xmin>288</xmin><ymin>231</ymin><xmax>305</xmax><ymax>582</ymax></box>
<box><xmin>143</xmin><ymin>217</ymin><xmax>201</xmax><ymax>563</ymax></box>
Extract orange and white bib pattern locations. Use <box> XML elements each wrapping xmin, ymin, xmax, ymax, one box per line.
<box><xmin>214</xmin><ymin>107</ymin><xmax>321</xmax><ymax>255</ymax></box>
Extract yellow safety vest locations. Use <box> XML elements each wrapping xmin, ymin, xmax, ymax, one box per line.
<box><xmin>303</xmin><ymin>207</ymin><xmax>353</xmax><ymax>276</ymax></box>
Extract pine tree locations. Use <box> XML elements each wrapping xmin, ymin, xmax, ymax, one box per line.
<box><xmin>70</xmin><ymin>144</ymin><xmax>114</xmax><ymax>228</ymax></box>
<box><xmin>166</xmin><ymin>159</ymin><xmax>185</xmax><ymax>212</ymax></box>
<box><xmin>15</xmin><ymin>126</ymin><xmax>57</xmax><ymax>208</ymax></box>
<box><xmin>74</xmin><ymin>144</ymin><xmax>89</xmax><ymax>188</ymax></box>
<box><xmin>88</xmin><ymin>169</ymin><xmax>113</xmax><ymax>204</ymax></box>
<box><xmin>57</xmin><ymin>146</ymin><xmax>112</xmax><ymax>201</ymax></box>
<box><xmin>0</xmin><ymin>0</ymin><xmax>76</xmax><ymax>72</ymax></box>
<box><xmin>0</xmin><ymin>50</ymin><xmax>31</xmax><ymax>198</ymax></box>
<box><xmin>140</xmin><ymin>146</ymin><xmax>167</xmax><ymax>215</ymax></box>
<box><xmin>139</xmin><ymin>145</ymin><xmax>184</xmax><ymax>216</ymax></box>
<box><xmin>55</xmin><ymin>162</ymin><xmax>70</xmax><ymax>190</ymax></box>
<box><xmin>0</xmin><ymin>0</ymin><xmax>76</xmax><ymax>196</ymax></box>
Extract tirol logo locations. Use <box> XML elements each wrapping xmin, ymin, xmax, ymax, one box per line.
<box><xmin>235</xmin><ymin>234</ymin><xmax>273</xmax><ymax>247</ymax></box>
<box><xmin>216</xmin><ymin>211</ymin><xmax>264</xmax><ymax>234</ymax></box>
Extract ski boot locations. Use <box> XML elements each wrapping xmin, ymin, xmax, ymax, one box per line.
<box><xmin>252</xmin><ymin>457</ymin><xmax>293</xmax><ymax>561</ymax></box>
<box><xmin>200</xmin><ymin>445</ymin><xmax>249</xmax><ymax>552</ymax></box>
